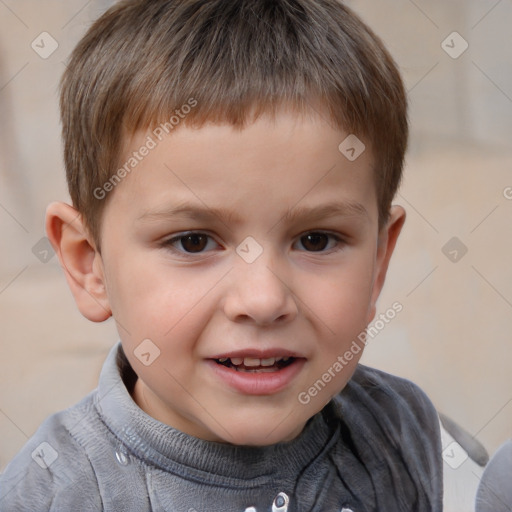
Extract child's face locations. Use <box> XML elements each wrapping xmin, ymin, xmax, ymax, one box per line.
<box><xmin>92</xmin><ymin>112</ymin><xmax>403</xmax><ymax>445</ymax></box>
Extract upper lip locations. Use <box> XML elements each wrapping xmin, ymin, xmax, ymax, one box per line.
<box><xmin>210</xmin><ymin>349</ymin><xmax>304</xmax><ymax>360</ymax></box>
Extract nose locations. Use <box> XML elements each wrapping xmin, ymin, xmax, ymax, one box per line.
<box><xmin>223</xmin><ymin>251</ymin><xmax>298</xmax><ymax>326</ymax></box>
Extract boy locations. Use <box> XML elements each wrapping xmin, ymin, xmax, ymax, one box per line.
<box><xmin>0</xmin><ymin>0</ymin><xmax>443</xmax><ymax>510</ymax></box>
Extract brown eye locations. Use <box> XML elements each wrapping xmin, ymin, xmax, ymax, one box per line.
<box><xmin>164</xmin><ymin>232</ymin><xmax>220</xmax><ymax>257</ymax></box>
<box><xmin>300</xmin><ymin>232</ymin><xmax>329</xmax><ymax>251</ymax></box>
<box><xmin>179</xmin><ymin>234</ymin><xmax>209</xmax><ymax>252</ymax></box>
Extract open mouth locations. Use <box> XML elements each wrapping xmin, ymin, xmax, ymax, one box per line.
<box><xmin>214</xmin><ymin>356</ymin><xmax>296</xmax><ymax>373</ymax></box>
<box><xmin>208</xmin><ymin>353</ymin><xmax>306</xmax><ymax>394</ymax></box>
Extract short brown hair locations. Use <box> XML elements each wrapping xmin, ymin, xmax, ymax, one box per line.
<box><xmin>60</xmin><ymin>0</ymin><xmax>407</xmax><ymax>249</ymax></box>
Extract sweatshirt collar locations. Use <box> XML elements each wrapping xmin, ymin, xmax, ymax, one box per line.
<box><xmin>95</xmin><ymin>342</ymin><xmax>340</xmax><ymax>486</ymax></box>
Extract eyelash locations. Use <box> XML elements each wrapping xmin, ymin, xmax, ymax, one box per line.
<box><xmin>162</xmin><ymin>231</ymin><xmax>346</xmax><ymax>257</ymax></box>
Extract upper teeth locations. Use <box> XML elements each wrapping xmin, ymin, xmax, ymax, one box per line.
<box><xmin>218</xmin><ymin>356</ymin><xmax>290</xmax><ymax>366</ymax></box>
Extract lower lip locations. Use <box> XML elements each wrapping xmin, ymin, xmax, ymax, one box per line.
<box><xmin>206</xmin><ymin>359</ymin><xmax>306</xmax><ymax>395</ymax></box>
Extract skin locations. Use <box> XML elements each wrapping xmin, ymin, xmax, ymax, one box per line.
<box><xmin>46</xmin><ymin>111</ymin><xmax>405</xmax><ymax>446</ymax></box>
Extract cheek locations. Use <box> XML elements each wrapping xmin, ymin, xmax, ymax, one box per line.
<box><xmin>297</xmin><ymin>257</ymin><xmax>375</xmax><ymax>338</ymax></box>
<box><xmin>105</xmin><ymin>253</ymin><xmax>220</xmax><ymax>345</ymax></box>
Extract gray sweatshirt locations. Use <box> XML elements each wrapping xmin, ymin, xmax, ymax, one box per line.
<box><xmin>476</xmin><ymin>439</ymin><xmax>512</xmax><ymax>511</ymax></box>
<box><xmin>0</xmin><ymin>343</ymin><xmax>442</xmax><ymax>511</ymax></box>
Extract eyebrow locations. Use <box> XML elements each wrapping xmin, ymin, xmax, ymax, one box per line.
<box><xmin>137</xmin><ymin>200</ymin><xmax>369</xmax><ymax>227</ymax></box>
<box><xmin>279</xmin><ymin>201</ymin><xmax>369</xmax><ymax>224</ymax></box>
<box><xmin>137</xmin><ymin>202</ymin><xmax>242</xmax><ymax>225</ymax></box>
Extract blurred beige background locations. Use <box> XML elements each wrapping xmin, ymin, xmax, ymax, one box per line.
<box><xmin>0</xmin><ymin>0</ymin><xmax>511</xmax><ymax>484</ymax></box>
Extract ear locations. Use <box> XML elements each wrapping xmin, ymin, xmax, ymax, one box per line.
<box><xmin>367</xmin><ymin>205</ymin><xmax>406</xmax><ymax>322</ymax></box>
<box><xmin>45</xmin><ymin>202</ymin><xmax>112</xmax><ymax>322</ymax></box>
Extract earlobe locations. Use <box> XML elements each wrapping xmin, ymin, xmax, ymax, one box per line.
<box><xmin>367</xmin><ymin>205</ymin><xmax>406</xmax><ymax>322</ymax></box>
<box><xmin>45</xmin><ymin>202</ymin><xmax>112</xmax><ymax>322</ymax></box>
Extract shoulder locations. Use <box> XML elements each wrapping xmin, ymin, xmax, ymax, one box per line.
<box><xmin>350</xmin><ymin>363</ymin><xmax>431</xmax><ymax>396</ymax></box>
<box><xmin>0</xmin><ymin>393</ymin><xmax>102</xmax><ymax>511</ymax></box>
<box><xmin>335</xmin><ymin>364</ymin><xmax>443</xmax><ymax>486</ymax></box>
<box><xmin>343</xmin><ymin>363</ymin><xmax>440</xmax><ymax>430</ymax></box>
<box><xmin>330</xmin><ymin>365</ymin><xmax>443</xmax><ymax>508</ymax></box>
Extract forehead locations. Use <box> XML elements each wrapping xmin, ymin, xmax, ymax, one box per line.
<box><xmin>108</xmin><ymin>112</ymin><xmax>377</xmax><ymax>226</ymax></box>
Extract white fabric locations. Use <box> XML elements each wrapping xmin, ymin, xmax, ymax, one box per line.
<box><xmin>441</xmin><ymin>420</ymin><xmax>484</xmax><ymax>512</ymax></box>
